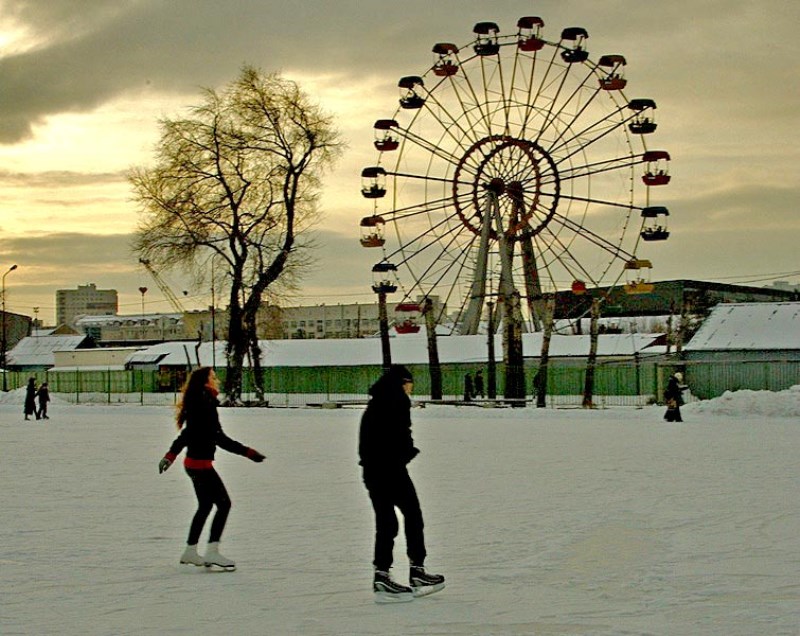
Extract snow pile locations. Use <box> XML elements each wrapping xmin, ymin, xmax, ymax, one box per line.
<box><xmin>686</xmin><ymin>384</ymin><xmax>800</xmax><ymax>418</ymax></box>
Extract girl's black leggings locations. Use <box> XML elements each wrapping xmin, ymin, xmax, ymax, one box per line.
<box><xmin>185</xmin><ymin>467</ymin><xmax>231</xmax><ymax>545</ymax></box>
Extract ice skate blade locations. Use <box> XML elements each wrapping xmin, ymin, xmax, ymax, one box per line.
<box><xmin>374</xmin><ymin>591</ymin><xmax>414</xmax><ymax>604</ymax></box>
<box><xmin>412</xmin><ymin>582</ymin><xmax>445</xmax><ymax>597</ymax></box>
<box><xmin>204</xmin><ymin>562</ymin><xmax>236</xmax><ymax>572</ymax></box>
<box><xmin>179</xmin><ymin>559</ymin><xmax>206</xmax><ymax>567</ymax></box>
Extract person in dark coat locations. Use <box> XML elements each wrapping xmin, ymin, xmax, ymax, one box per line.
<box><xmin>36</xmin><ymin>382</ymin><xmax>50</xmax><ymax>419</ymax></box>
<box><xmin>158</xmin><ymin>367</ymin><xmax>265</xmax><ymax>570</ymax></box>
<box><xmin>24</xmin><ymin>377</ymin><xmax>39</xmax><ymax>420</ymax></box>
<box><xmin>463</xmin><ymin>372</ymin><xmax>474</xmax><ymax>402</ymax></box>
<box><xmin>474</xmin><ymin>369</ymin><xmax>485</xmax><ymax>399</ymax></box>
<box><xmin>359</xmin><ymin>365</ymin><xmax>445</xmax><ymax>601</ymax></box>
<box><xmin>664</xmin><ymin>371</ymin><xmax>686</xmax><ymax>422</ymax></box>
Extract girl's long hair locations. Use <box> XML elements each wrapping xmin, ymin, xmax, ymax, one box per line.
<box><xmin>176</xmin><ymin>367</ymin><xmax>213</xmax><ymax>430</ymax></box>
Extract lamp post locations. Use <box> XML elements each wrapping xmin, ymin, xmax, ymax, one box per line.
<box><xmin>138</xmin><ymin>286</ymin><xmax>148</xmax><ymax>342</ymax></box>
<box><xmin>2</xmin><ymin>264</ymin><xmax>19</xmax><ymax>391</ymax></box>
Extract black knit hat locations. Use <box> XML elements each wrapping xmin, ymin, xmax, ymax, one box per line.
<box><xmin>387</xmin><ymin>364</ymin><xmax>413</xmax><ymax>383</ymax></box>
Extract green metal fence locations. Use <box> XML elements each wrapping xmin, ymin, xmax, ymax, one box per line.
<box><xmin>4</xmin><ymin>358</ymin><xmax>797</xmax><ymax>406</ymax></box>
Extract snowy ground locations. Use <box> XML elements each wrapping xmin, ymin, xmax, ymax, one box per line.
<box><xmin>2</xmin><ymin>388</ymin><xmax>799</xmax><ymax>636</ymax></box>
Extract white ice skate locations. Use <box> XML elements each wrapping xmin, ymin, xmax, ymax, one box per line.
<box><xmin>204</xmin><ymin>542</ymin><xmax>236</xmax><ymax>571</ymax></box>
<box><xmin>179</xmin><ymin>544</ymin><xmax>206</xmax><ymax>567</ymax></box>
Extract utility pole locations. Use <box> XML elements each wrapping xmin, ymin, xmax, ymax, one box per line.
<box><xmin>2</xmin><ymin>264</ymin><xmax>19</xmax><ymax>391</ymax></box>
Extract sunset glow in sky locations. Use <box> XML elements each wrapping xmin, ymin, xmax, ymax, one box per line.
<box><xmin>0</xmin><ymin>0</ymin><xmax>798</xmax><ymax>323</ymax></box>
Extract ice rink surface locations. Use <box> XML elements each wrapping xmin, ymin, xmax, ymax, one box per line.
<box><xmin>2</xmin><ymin>388</ymin><xmax>799</xmax><ymax>635</ymax></box>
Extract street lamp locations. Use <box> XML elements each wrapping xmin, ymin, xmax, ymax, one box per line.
<box><xmin>2</xmin><ymin>264</ymin><xmax>19</xmax><ymax>392</ymax></box>
<box><xmin>138</xmin><ymin>286</ymin><xmax>148</xmax><ymax>342</ymax></box>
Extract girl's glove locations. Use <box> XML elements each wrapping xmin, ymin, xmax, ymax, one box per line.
<box><xmin>246</xmin><ymin>448</ymin><xmax>266</xmax><ymax>463</ymax></box>
<box><xmin>158</xmin><ymin>456</ymin><xmax>173</xmax><ymax>473</ymax></box>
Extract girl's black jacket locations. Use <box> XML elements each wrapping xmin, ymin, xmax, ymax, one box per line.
<box><xmin>358</xmin><ymin>374</ymin><xmax>419</xmax><ymax>469</ymax></box>
<box><xmin>166</xmin><ymin>393</ymin><xmax>250</xmax><ymax>462</ymax></box>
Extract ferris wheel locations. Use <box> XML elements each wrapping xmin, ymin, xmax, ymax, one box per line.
<box><xmin>359</xmin><ymin>17</ymin><xmax>671</xmax><ymax>334</ymax></box>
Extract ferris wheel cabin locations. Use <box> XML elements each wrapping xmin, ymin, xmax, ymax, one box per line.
<box><xmin>373</xmin><ymin>119</ymin><xmax>400</xmax><ymax>152</ymax></box>
<box><xmin>432</xmin><ymin>42</ymin><xmax>459</xmax><ymax>76</ymax></box>
<box><xmin>361</xmin><ymin>166</ymin><xmax>387</xmax><ymax>199</ymax></box>
<box><xmin>571</xmin><ymin>280</ymin><xmax>588</xmax><ymax>295</ymax></box>
<box><xmin>642</xmin><ymin>150</ymin><xmax>671</xmax><ymax>185</ymax></box>
<box><xmin>628</xmin><ymin>99</ymin><xmax>658</xmax><ymax>134</ymax></box>
<box><xmin>372</xmin><ymin>262</ymin><xmax>398</xmax><ymax>294</ymax></box>
<box><xmin>560</xmin><ymin>27</ymin><xmax>589</xmax><ymax>63</ymax></box>
<box><xmin>517</xmin><ymin>16</ymin><xmax>545</xmax><ymax>51</ymax></box>
<box><xmin>473</xmin><ymin>22</ymin><xmax>500</xmax><ymax>56</ymax></box>
<box><xmin>398</xmin><ymin>76</ymin><xmax>426</xmax><ymax>109</ymax></box>
<box><xmin>640</xmin><ymin>206</ymin><xmax>670</xmax><ymax>242</ymax></box>
<box><xmin>597</xmin><ymin>54</ymin><xmax>627</xmax><ymax>90</ymax></box>
<box><xmin>394</xmin><ymin>303</ymin><xmax>422</xmax><ymax>334</ymax></box>
<box><xmin>360</xmin><ymin>215</ymin><xmax>386</xmax><ymax>248</ymax></box>
<box><xmin>623</xmin><ymin>258</ymin><xmax>655</xmax><ymax>294</ymax></box>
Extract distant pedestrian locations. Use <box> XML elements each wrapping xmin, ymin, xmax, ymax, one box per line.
<box><xmin>464</xmin><ymin>373</ymin><xmax>474</xmax><ymax>402</ymax></box>
<box><xmin>36</xmin><ymin>382</ymin><xmax>50</xmax><ymax>419</ymax></box>
<box><xmin>358</xmin><ymin>364</ymin><xmax>445</xmax><ymax>602</ymax></box>
<box><xmin>24</xmin><ymin>377</ymin><xmax>39</xmax><ymax>421</ymax></box>
<box><xmin>158</xmin><ymin>367</ymin><xmax>265</xmax><ymax>571</ymax></box>
<box><xmin>664</xmin><ymin>371</ymin><xmax>686</xmax><ymax>422</ymax></box>
<box><xmin>474</xmin><ymin>369</ymin><xmax>485</xmax><ymax>399</ymax></box>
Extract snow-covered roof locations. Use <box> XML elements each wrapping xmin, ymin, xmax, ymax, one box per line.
<box><xmin>7</xmin><ymin>335</ymin><xmax>90</xmax><ymax>367</ymax></box>
<box><xmin>685</xmin><ymin>302</ymin><xmax>800</xmax><ymax>351</ymax></box>
<box><xmin>125</xmin><ymin>332</ymin><xmax>662</xmax><ymax>368</ymax></box>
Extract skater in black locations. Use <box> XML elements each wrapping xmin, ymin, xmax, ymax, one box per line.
<box><xmin>36</xmin><ymin>382</ymin><xmax>50</xmax><ymax>419</ymax></box>
<box><xmin>664</xmin><ymin>371</ymin><xmax>686</xmax><ymax>422</ymax></box>
<box><xmin>24</xmin><ymin>377</ymin><xmax>39</xmax><ymax>420</ymax></box>
<box><xmin>158</xmin><ymin>367</ymin><xmax>265</xmax><ymax>570</ymax></box>
<box><xmin>359</xmin><ymin>365</ymin><xmax>445</xmax><ymax>602</ymax></box>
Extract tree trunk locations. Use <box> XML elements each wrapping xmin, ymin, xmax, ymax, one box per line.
<box><xmin>503</xmin><ymin>290</ymin><xmax>525</xmax><ymax>406</ymax></box>
<box><xmin>536</xmin><ymin>297</ymin><xmax>555</xmax><ymax>408</ymax></box>
<box><xmin>582</xmin><ymin>297</ymin><xmax>600</xmax><ymax>408</ymax></box>
<box><xmin>223</xmin><ymin>284</ymin><xmax>245</xmax><ymax>405</ymax></box>
<box><xmin>486</xmin><ymin>301</ymin><xmax>497</xmax><ymax>399</ymax></box>
<box><xmin>423</xmin><ymin>298</ymin><xmax>442</xmax><ymax>400</ymax></box>
<box><xmin>377</xmin><ymin>291</ymin><xmax>392</xmax><ymax>373</ymax></box>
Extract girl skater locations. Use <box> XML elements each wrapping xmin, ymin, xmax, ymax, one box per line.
<box><xmin>158</xmin><ymin>367</ymin><xmax>265</xmax><ymax>570</ymax></box>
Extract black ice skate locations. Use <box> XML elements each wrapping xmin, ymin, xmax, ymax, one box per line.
<box><xmin>409</xmin><ymin>565</ymin><xmax>445</xmax><ymax>597</ymax></box>
<box><xmin>373</xmin><ymin>570</ymin><xmax>414</xmax><ymax>603</ymax></box>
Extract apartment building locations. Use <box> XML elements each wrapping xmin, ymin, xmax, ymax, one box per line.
<box><xmin>56</xmin><ymin>283</ymin><xmax>118</xmax><ymax>327</ymax></box>
<box><xmin>280</xmin><ymin>296</ymin><xmax>445</xmax><ymax>339</ymax></box>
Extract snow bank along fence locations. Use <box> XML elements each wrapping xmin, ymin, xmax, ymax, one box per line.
<box><xmin>4</xmin><ymin>358</ymin><xmax>798</xmax><ymax>406</ymax></box>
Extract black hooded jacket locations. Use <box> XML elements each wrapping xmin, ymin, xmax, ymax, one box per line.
<box><xmin>358</xmin><ymin>371</ymin><xmax>419</xmax><ymax>469</ymax></box>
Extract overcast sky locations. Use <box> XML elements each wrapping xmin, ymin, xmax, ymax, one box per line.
<box><xmin>0</xmin><ymin>0</ymin><xmax>798</xmax><ymax>324</ymax></box>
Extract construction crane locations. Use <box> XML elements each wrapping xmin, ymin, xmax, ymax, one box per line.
<box><xmin>138</xmin><ymin>258</ymin><xmax>187</xmax><ymax>314</ymax></box>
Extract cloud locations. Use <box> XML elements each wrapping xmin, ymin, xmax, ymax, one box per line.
<box><xmin>1</xmin><ymin>1</ymin><xmax>793</xmax><ymax>142</ymax></box>
<box><xmin>0</xmin><ymin>0</ymin><xmax>798</xmax><ymax>319</ymax></box>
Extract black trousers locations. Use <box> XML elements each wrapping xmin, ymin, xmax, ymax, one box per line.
<box><xmin>185</xmin><ymin>467</ymin><xmax>231</xmax><ymax>545</ymax></box>
<box><xmin>363</xmin><ymin>466</ymin><xmax>426</xmax><ymax>571</ymax></box>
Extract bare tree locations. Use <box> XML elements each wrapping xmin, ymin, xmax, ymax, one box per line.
<box><xmin>129</xmin><ymin>65</ymin><xmax>342</xmax><ymax>403</ymax></box>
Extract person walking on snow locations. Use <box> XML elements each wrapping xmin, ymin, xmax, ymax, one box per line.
<box><xmin>24</xmin><ymin>377</ymin><xmax>39</xmax><ymax>420</ymax></box>
<box><xmin>664</xmin><ymin>371</ymin><xmax>686</xmax><ymax>422</ymax></box>
<box><xmin>36</xmin><ymin>382</ymin><xmax>50</xmax><ymax>419</ymax></box>
<box><xmin>158</xmin><ymin>366</ymin><xmax>265</xmax><ymax>570</ymax></box>
<box><xmin>358</xmin><ymin>364</ymin><xmax>445</xmax><ymax>602</ymax></box>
